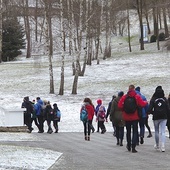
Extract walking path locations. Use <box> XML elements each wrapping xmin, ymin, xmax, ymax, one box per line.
<box><xmin>1</xmin><ymin>131</ymin><xmax>170</xmax><ymax>170</ymax></box>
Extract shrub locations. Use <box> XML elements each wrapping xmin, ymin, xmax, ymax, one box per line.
<box><xmin>158</xmin><ymin>32</ymin><xmax>165</xmax><ymax>41</ymax></box>
<box><xmin>150</xmin><ymin>35</ymin><xmax>157</xmax><ymax>43</ymax></box>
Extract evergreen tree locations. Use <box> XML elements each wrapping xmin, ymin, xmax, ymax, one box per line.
<box><xmin>2</xmin><ymin>17</ymin><xmax>25</xmax><ymax>62</ymax></box>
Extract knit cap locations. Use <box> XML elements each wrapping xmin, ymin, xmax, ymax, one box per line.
<box><xmin>135</xmin><ymin>86</ymin><xmax>140</xmax><ymax>92</ymax></box>
<box><xmin>118</xmin><ymin>91</ymin><xmax>124</xmax><ymax>97</ymax></box>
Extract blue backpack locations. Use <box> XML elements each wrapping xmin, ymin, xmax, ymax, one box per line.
<box><xmin>80</xmin><ymin>106</ymin><xmax>88</xmax><ymax>122</ymax></box>
<box><xmin>56</xmin><ymin>110</ymin><xmax>61</xmax><ymax>118</ymax></box>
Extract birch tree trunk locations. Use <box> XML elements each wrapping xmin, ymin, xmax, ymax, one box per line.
<box><xmin>127</xmin><ymin>0</ymin><xmax>132</xmax><ymax>52</ymax></box>
<box><xmin>68</xmin><ymin>0</ymin><xmax>76</xmax><ymax>76</ymax></box>
<box><xmin>59</xmin><ymin>0</ymin><xmax>65</xmax><ymax>95</ymax></box>
<box><xmin>72</xmin><ymin>0</ymin><xmax>83</xmax><ymax>94</ymax></box>
<box><xmin>96</xmin><ymin>0</ymin><xmax>103</xmax><ymax>64</ymax></box>
<box><xmin>44</xmin><ymin>0</ymin><xmax>54</xmax><ymax>94</ymax></box>
<box><xmin>162</xmin><ymin>7</ymin><xmax>169</xmax><ymax>38</ymax></box>
<box><xmin>103</xmin><ymin>1</ymin><xmax>111</xmax><ymax>59</ymax></box>
<box><xmin>35</xmin><ymin>0</ymin><xmax>38</xmax><ymax>42</ymax></box>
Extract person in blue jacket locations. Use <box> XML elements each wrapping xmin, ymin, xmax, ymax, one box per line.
<box><xmin>135</xmin><ymin>86</ymin><xmax>152</xmax><ymax>145</ymax></box>
<box><xmin>34</xmin><ymin>97</ymin><xmax>44</xmax><ymax>133</ymax></box>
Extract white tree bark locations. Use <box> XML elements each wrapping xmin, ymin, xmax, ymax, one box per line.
<box><xmin>44</xmin><ymin>0</ymin><xmax>54</xmax><ymax>94</ymax></box>
<box><xmin>59</xmin><ymin>0</ymin><xmax>65</xmax><ymax>95</ymax></box>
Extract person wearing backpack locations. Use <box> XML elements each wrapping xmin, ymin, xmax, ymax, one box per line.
<box><xmin>53</xmin><ymin>103</ymin><xmax>61</xmax><ymax>133</ymax></box>
<box><xmin>34</xmin><ymin>97</ymin><xmax>45</xmax><ymax>133</ymax></box>
<box><xmin>95</xmin><ymin>99</ymin><xmax>105</xmax><ymax>132</ymax></box>
<box><xmin>118</xmin><ymin>85</ymin><xmax>147</xmax><ymax>153</ymax></box>
<box><xmin>80</xmin><ymin>98</ymin><xmax>95</xmax><ymax>141</ymax></box>
<box><xmin>97</xmin><ymin>105</ymin><xmax>107</xmax><ymax>134</ymax></box>
<box><xmin>110</xmin><ymin>91</ymin><xmax>125</xmax><ymax>146</ymax></box>
<box><xmin>31</xmin><ymin>99</ymin><xmax>40</xmax><ymax>132</ymax></box>
<box><xmin>166</xmin><ymin>93</ymin><xmax>170</xmax><ymax>138</ymax></box>
<box><xmin>135</xmin><ymin>86</ymin><xmax>151</xmax><ymax>145</ymax></box>
<box><xmin>148</xmin><ymin>86</ymin><xmax>170</xmax><ymax>152</ymax></box>
<box><xmin>44</xmin><ymin>101</ymin><xmax>54</xmax><ymax>134</ymax></box>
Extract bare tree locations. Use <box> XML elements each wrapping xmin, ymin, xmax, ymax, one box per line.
<box><xmin>103</xmin><ymin>0</ymin><xmax>111</xmax><ymax>59</ymax></box>
<box><xmin>23</xmin><ymin>0</ymin><xmax>31</xmax><ymax>58</ymax></box>
<box><xmin>127</xmin><ymin>0</ymin><xmax>132</xmax><ymax>52</ymax></box>
<box><xmin>72</xmin><ymin>0</ymin><xmax>84</xmax><ymax>94</ymax></box>
<box><xmin>0</xmin><ymin>0</ymin><xmax>2</xmax><ymax>63</ymax></box>
<box><xmin>44</xmin><ymin>0</ymin><xmax>54</xmax><ymax>94</ymax></box>
<box><xmin>59</xmin><ymin>0</ymin><xmax>65</xmax><ymax>95</ymax></box>
<box><xmin>136</xmin><ymin>0</ymin><xmax>144</xmax><ymax>50</ymax></box>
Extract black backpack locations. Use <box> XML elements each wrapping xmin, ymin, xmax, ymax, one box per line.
<box><xmin>154</xmin><ymin>98</ymin><xmax>167</xmax><ymax>115</ymax></box>
<box><xmin>124</xmin><ymin>95</ymin><xmax>137</xmax><ymax>114</ymax></box>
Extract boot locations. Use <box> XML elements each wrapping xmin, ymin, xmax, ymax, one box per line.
<box><xmin>140</xmin><ymin>137</ymin><xmax>144</xmax><ymax>144</ymax></box>
<box><xmin>120</xmin><ymin>139</ymin><xmax>123</xmax><ymax>146</ymax></box>
<box><xmin>87</xmin><ymin>136</ymin><xmax>90</xmax><ymax>141</ymax></box>
<box><xmin>132</xmin><ymin>145</ymin><xmax>137</xmax><ymax>153</ymax></box>
<box><xmin>85</xmin><ymin>136</ymin><xmax>87</xmax><ymax>140</ymax></box>
<box><xmin>126</xmin><ymin>144</ymin><xmax>131</xmax><ymax>151</ymax></box>
<box><xmin>132</xmin><ymin>148</ymin><xmax>138</xmax><ymax>153</ymax></box>
<box><xmin>147</xmin><ymin>132</ymin><xmax>152</xmax><ymax>138</ymax></box>
<box><xmin>116</xmin><ymin>139</ymin><xmax>119</xmax><ymax>145</ymax></box>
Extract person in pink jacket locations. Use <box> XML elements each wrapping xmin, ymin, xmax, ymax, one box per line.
<box><xmin>118</xmin><ymin>84</ymin><xmax>147</xmax><ymax>153</ymax></box>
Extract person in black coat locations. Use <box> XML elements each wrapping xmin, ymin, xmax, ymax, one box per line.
<box><xmin>21</xmin><ymin>96</ymin><xmax>34</xmax><ymax>133</ymax></box>
<box><xmin>166</xmin><ymin>93</ymin><xmax>170</xmax><ymax>138</ymax></box>
<box><xmin>53</xmin><ymin>103</ymin><xmax>61</xmax><ymax>133</ymax></box>
<box><xmin>44</xmin><ymin>101</ymin><xmax>54</xmax><ymax>134</ymax></box>
<box><xmin>148</xmin><ymin>86</ymin><xmax>170</xmax><ymax>152</ymax></box>
<box><xmin>106</xmin><ymin>95</ymin><xmax>116</xmax><ymax>136</ymax></box>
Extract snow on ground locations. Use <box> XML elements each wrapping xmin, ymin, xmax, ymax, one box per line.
<box><xmin>0</xmin><ymin>133</ymin><xmax>62</xmax><ymax>170</ymax></box>
<box><xmin>0</xmin><ymin>27</ymin><xmax>170</xmax><ymax>169</ymax></box>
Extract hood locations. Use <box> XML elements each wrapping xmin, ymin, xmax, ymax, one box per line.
<box><xmin>127</xmin><ymin>90</ymin><xmax>136</xmax><ymax>97</ymax></box>
<box><xmin>37</xmin><ymin>99</ymin><xmax>43</xmax><ymax>105</ymax></box>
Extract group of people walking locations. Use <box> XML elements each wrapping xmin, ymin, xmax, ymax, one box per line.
<box><xmin>81</xmin><ymin>85</ymin><xmax>170</xmax><ymax>153</ymax></box>
<box><xmin>21</xmin><ymin>97</ymin><xmax>61</xmax><ymax>134</ymax></box>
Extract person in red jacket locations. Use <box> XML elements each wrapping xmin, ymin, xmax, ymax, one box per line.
<box><xmin>81</xmin><ymin>98</ymin><xmax>95</xmax><ymax>141</ymax></box>
<box><xmin>118</xmin><ymin>85</ymin><xmax>147</xmax><ymax>153</ymax></box>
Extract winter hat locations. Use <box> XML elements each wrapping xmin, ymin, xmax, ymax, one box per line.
<box><xmin>53</xmin><ymin>103</ymin><xmax>57</xmax><ymax>107</ymax></box>
<box><xmin>118</xmin><ymin>91</ymin><xmax>124</xmax><ymax>97</ymax></box>
<box><xmin>135</xmin><ymin>86</ymin><xmax>140</xmax><ymax>92</ymax></box>
<box><xmin>155</xmin><ymin>86</ymin><xmax>162</xmax><ymax>91</ymax></box>
<box><xmin>97</xmin><ymin>99</ymin><xmax>102</xmax><ymax>105</ymax></box>
<box><xmin>154</xmin><ymin>86</ymin><xmax>164</xmax><ymax>98</ymax></box>
<box><xmin>112</xmin><ymin>95</ymin><xmax>116</xmax><ymax>99</ymax></box>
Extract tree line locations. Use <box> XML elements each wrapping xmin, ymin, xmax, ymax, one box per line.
<box><xmin>0</xmin><ymin>0</ymin><xmax>169</xmax><ymax>95</ymax></box>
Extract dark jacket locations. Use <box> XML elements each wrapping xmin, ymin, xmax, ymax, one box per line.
<box><xmin>148</xmin><ymin>89</ymin><xmax>169</xmax><ymax>120</ymax></box>
<box><xmin>44</xmin><ymin>104</ymin><xmax>53</xmax><ymax>121</ymax></box>
<box><xmin>21</xmin><ymin>98</ymin><xmax>33</xmax><ymax>115</ymax></box>
<box><xmin>53</xmin><ymin>104</ymin><xmax>61</xmax><ymax>122</ymax></box>
<box><xmin>110</xmin><ymin>96</ymin><xmax>125</xmax><ymax>127</ymax></box>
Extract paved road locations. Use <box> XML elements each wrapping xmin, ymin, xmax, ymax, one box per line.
<box><xmin>1</xmin><ymin>132</ymin><xmax>170</xmax><ymax>170</ymax></box>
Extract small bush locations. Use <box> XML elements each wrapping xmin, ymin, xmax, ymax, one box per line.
<box><xmin>158</xmin><ymin>32</ymin><xmax>165</xmax><ymax>41</ymax></box>
<box><xmin>150</xmin><ymin>35</ymin><xmax>157</xmax><ymax>43</ymax></box>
